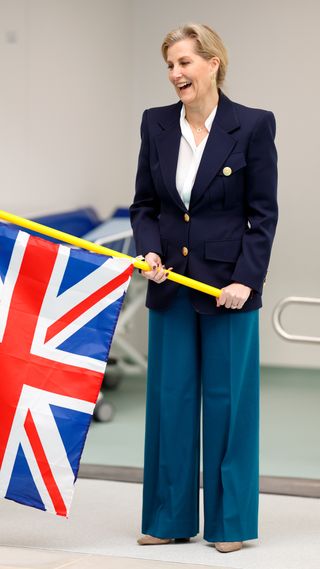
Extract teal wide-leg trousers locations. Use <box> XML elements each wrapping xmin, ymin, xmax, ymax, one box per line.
<box><xmin>142</xmin><ymin>288</ymin><xmax>260</xmax><ymax>542</ymax></box>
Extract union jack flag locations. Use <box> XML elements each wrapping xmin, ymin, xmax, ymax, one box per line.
<box><xmin>0</xmin><ymin>224</ymin><xmax>133</xmax><ymax>516</ymax></box>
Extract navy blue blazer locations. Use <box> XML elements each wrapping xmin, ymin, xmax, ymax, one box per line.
<box><xmin>130</xmin><ymin>89</ymin><xmax>278</xmax><ymax>314</ymax></box>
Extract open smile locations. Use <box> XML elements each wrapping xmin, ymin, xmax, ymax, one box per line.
<box><xmin>176</xmin><ymin>81</ymin><xmax>192</xmax><ymax>92</ymax></box>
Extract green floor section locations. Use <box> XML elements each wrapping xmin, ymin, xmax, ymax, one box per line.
<box><xmin>82</xmin><ymin>366</ymin><xmax>320</xmax><ymax>479</ymax></box>
<box><xmin>82</xmin><ymin>373</ymin><xmax>146</xmax><ymax>468</ymax></box>
<box><xmin>260</xmin><ymin>366</ymin><xmax>320</xmax><ymax>478</ymax></box>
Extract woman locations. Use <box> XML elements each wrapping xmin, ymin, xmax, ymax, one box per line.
<box><xmin>130</xmin><ymin>23</ymin><xmax>278</xmax><ymax>553</ymax></box>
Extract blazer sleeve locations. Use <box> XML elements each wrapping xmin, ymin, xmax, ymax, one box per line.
<box><xmin>129</xmin><ymin>110</ymin><xmax>163</xmax><ymax>258</ymax></box>
<box><xmin>231</xmin><ymin>111</ymin><xmax>278</xmax><ymax>294</ymax></box>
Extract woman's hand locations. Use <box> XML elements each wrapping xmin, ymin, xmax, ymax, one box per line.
<box><xmin>141</xmin><ymin>252</ymin><xmax>172</xmax><ymax>284</ymax></box>
<box><xmin>216</xmin><ymin>283</ymin><xmax>252</xmax><ymax>310</ymax></box>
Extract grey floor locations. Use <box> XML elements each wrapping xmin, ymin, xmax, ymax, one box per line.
<box><xmin>82</xmin><ymin>366</ymin><xmax>320</xmax><ymax>480</ymax></box>
<box><xmin>0</xmin><ymin>478</ymin><xmax>319</xmax><ymax>569</ymax></box>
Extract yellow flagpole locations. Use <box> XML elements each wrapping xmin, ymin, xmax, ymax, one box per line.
<box><xmin>0</xmin><ymin>210</ymin><xmax>221</xmax><ymax>299</ymax></box>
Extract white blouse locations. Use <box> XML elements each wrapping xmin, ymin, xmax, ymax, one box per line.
<box><xmin>176</xmin><ymin>104</ymin><xmax>218</xmax><ymax>209</ymax></box>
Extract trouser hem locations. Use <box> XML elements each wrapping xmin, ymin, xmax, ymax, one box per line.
<box><xmin>204</xmin><ymin>533</ymin><xmax>258</xmax><ymax>542</ymax></box>
<box><xmin>142</xmin><ymin>527</ymin><xmax>199</xmax><ymax>539</ymax></box>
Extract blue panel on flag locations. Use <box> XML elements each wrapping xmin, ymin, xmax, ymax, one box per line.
<box><xmin>6</xmin><ymin>444</ymin><xmax>46</xmax><ymax>511</ymax></box>
<box><xmin>56</xmin><ymin>296</ymin><xmax>123</xmax><ymax>361</ymax></box>
<box><xmin>57</xmin><ymin>248</ymin><xmax>110</xmax><ymax>296</ymax></box>
<box><xmin>0</xmin><ymin>224</ymin><xmax>19</xmax><ymax>281</ymax></box>
<box><xmin>50</xmin><ymin>404</ymin><xmax>92</xmax><ymax>477</ymax></box>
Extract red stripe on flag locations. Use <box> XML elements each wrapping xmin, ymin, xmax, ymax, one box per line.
<box><xmin>45</xmin><ymin>264</ymin><xmax>132</xmax><ymax>343</ymax></box>
<box><xmin>24</xmin><ymin>410</ymin><xmax>67</xmax><ymax>517</ymax></box>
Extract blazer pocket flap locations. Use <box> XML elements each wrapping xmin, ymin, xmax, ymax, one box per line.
<box><xmin>218</xmin><ymin>152</ymin><xmax>247</xmax><ymax>176</ymax></box>
<box><xmin>205</xmin><ymin>240</ymin><xmax>242</xmax><ymax>262</ymax></box>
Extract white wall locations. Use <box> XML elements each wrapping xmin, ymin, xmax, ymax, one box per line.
<box><xmin>0</xmin><ymin>0</ymin><xmax>132</xmax><ymax>217</ymax></box>
<box><xmin>1</xmin><ymin>0</ymin><xmax>319</xmax><ymax>368</ymax></box>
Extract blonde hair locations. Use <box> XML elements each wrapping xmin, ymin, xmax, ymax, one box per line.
<box><xmin>161</xmin><ymin>23</ymin><xmax>228</xmax><ymax>88</ymax></box>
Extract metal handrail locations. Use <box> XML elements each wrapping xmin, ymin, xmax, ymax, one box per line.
<box><xmin>273</xmin><ymin>296</ymin><xmax>320</xmax><ymax>344</ymax></box>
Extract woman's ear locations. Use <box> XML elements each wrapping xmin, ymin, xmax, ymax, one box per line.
<box><xmin>210</xmin><ymin>56</ymin><xmax>220</xmax><ymax>74</ymax></box>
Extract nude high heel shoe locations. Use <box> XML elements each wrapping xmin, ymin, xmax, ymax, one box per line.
<box><xmin>137</xmin><ymin>534</ymin><xmax>171</xmax><ymax>545</ymax></box>
<box><xmin>214</xmin><ymin>541</ymin><xmax>243</xmax><ymax>553</ymax></box>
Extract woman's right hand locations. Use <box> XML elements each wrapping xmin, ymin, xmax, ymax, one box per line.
<box><xmin>141</xmin><ymin>252</ymin><xmax>172</xmax><ymax>284</ymax></box>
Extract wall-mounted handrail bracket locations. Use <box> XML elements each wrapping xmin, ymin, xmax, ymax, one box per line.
<box><xmin>273</xmin><ymin>296</ymin><xmax>320</xmax><ymax>344</ymax></box>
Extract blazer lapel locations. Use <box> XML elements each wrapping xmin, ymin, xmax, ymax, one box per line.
<box><xmin>189</xmin><ymin>90</ymin><xmax>240</xmax><ymax>209</ymax></box>
<box><xmin>155</xmin><ymin>122</ymin><xmax>185</xmax><ymax>210</ymax></box>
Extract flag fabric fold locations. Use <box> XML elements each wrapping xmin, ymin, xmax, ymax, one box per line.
<box><xmin>0</xmin><ymin>224</ymin><xmax>133</xmax><ymax>516</ymax></box>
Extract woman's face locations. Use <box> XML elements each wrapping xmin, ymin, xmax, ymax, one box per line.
<box><xmin>166</xmin><ymin>39</ymin><xmax>219</xmax><ymax>106</ymax></box>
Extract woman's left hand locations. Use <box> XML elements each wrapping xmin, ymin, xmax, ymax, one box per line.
<box><xmin>216</xmin><ymin>283</ymin><xmax>252</xmax><ymax>310</ymax></box>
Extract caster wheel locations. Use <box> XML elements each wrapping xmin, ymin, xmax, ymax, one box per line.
<box><xmin>93</xmin><ymin>398</ymin><xmax>114</xmax><ymax>422</ymax></box>
<box><xmin>104</xmin><ymin>357</ymin><xmax>122</xmax><ymax>390</ymax></box>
